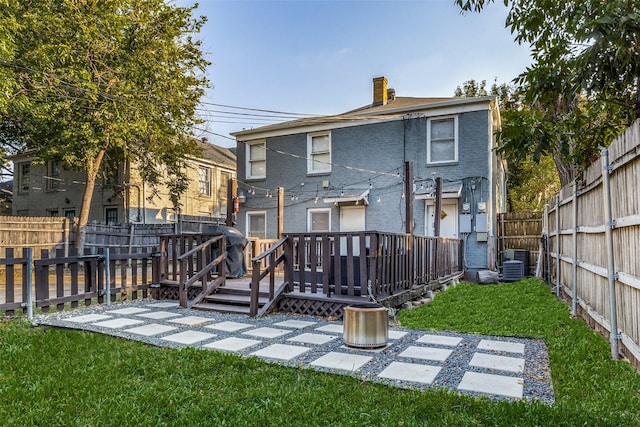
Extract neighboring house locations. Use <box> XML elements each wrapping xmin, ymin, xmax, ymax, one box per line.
<box><xmin>10</xmin><ymin>138</ymin><xmax>236</xmax><ymax>224</ymax></box>
<box><xmin>232</xmin><ymin>77</ymin><xmax>504</xmax><ymax>275</ymax></box>
<box><xmin>0</xmin><ymin>179</ymin><xmax>11</xmax><ymax>215</ymax></box>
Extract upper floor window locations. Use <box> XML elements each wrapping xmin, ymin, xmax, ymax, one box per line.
<box><xmin>308</xmin><ymin>208</ymin><xmax>330</xmax><ymax>232</ymax></box>
<box><xmin>198</xmin><ymin>166</ymin><xmax>211</xmax><ymax>196</ymax></box>
<box><xmin>247</xmin><ymin>140</ymin><xmax>266</xmax><ymax>179</ymax></box>
<box><xmin>307</xmin><ymin>132</ymin><xmax>331</xmax><ymax>174</ymax></box>
<box><xmin>47</xmin><ymin>161</ymin><xmax>61</xmax><ymax>191</ymax></box>
<box><xmin>427</xmin><ymin>116</ymin><xmax>458</xmax><ymax>164</ymax></box>
<box><xmin>18</xmin><ymin>162</ymin><xmax>30</xmax><ymax>193</ymax></box>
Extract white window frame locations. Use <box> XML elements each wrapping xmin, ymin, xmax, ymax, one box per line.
<box><xmin>18</xmin><ymin>162</ymin><xmax>30</xmax><ymax>193</ymax></box>
<box><xmin>47</xmin><ymin>161</ymin><xmax>61</xmax><ymax>191</ymax></box>
<box><xmin>197</xmin><ymin>166</ymin><xmax>212</xmax><ymax>196</ymax></box>
<box><xmin>427</xmin><ymin>116</ymin><xmax>458</xmax><ymax>164</ymax></box>
<box><xmin>246</xmin><ymin>211</ymin><xmax>267</xmax><ymax>239</ymax></box>
<box><xmin>246</xmin><ymin>140</ymin><xmax>266</xmax><ymax>180</ymax></box>
<box><xmin>307</xmin><ymin>208</ymin><xmax>331</xmax><ymax>232</ymax></box>
<box><xmin>307</xmin><ymin>132</ymin><xmax>331</xmax><ymax>175</ymax></box>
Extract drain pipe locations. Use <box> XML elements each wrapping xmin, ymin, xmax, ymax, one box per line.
<box><xmin>601</xmin><ymin>148</ymin><xmax>619</xmax><ymax>360</ymax></box>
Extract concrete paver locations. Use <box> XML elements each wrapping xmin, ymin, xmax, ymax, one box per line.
<box><xmin>34</xmin><ymin>300</ymin><xmax>554</xmax><ymax>403</ymax></box>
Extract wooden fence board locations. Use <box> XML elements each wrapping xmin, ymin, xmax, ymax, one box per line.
<box><xmin>542</xmin><ymin>119</ymin><xmax>640</xmax><ymax>371</ymax></box>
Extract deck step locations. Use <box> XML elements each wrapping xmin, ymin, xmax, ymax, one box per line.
<box><xmin>193</xmin><ymin>302</ymin><xmax>253</xmax><ymax>315</ymax></box>
<box><xmin>203</xmin><ymin>293</ymin><xmax>269</xmax><ymax>306</ymax></box>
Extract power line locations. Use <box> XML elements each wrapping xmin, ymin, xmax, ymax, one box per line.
<box><xmin>199</xmin><ymin>101</ymin><xmax>320</xmax><ymax>117</ymax></box>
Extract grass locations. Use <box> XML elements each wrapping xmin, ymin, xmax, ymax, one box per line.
<box><xmin>1</xmin><ymin>278</ymin><xmax>639</xmax><ymax>426</ymax></box>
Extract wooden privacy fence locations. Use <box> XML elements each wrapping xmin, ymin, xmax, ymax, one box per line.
<box><xmin>497</xmin><ymin>212</ymin><xmax>542</xmax><ymax>276</ymax></box>
<box><xmin>542</xmin><ymin>119</ymin><xmax>640</xmax><ymax>370</ymax></box>
<box><xmin>0</xmin><ymin>216</ymin><xmax>71</xmax><ymax>259</ymax></box>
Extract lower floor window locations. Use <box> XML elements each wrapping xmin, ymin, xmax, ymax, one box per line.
<box><xmin>105</xmin><ymin>207</ymin><xmax>118</xmax><ymax>225</ymax></box>
<box><xmin>308</xmin><ymin>208</ymin><xmax>331</xmax><ymax>232</ymax></box>
<box><xmin>247</xmin><ymin>211</ymin><xmax>266</xmax><ymax>239</ymax></box>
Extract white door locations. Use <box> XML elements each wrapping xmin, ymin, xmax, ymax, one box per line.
<box><xmin>340</xmin><ymin>206</ymin><xmax>365</xmax><ymax>255</ymax></box>
<box><xmin>426</xmin><ymin>201</ymin><xmax>458</xmax><ymax>238</ymax></box>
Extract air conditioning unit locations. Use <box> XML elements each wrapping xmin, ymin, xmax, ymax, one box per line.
<box><xmin>502</xmin><ymin>260</ymin><xmax>524</xmax><ymax>282</ymax></box>
<box><xmin>512</xmin><ymin>249</ymin><xmax>530</xmax><ymax>277</ymax></box>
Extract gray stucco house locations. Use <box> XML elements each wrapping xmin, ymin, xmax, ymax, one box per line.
<box><xmin>232</xmin><ymin>77</ymin><xmax>504</xmax><ymax>275</ymax></box>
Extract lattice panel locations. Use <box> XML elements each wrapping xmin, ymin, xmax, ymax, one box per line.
<box><xmin>278</xmin><ymin>298</ymin><xmax>347</xmax><ymax>320</ymax></box>
<box><xmin>157</xmin><ymin>285</ymin><xmax>201</xmax><ymax>301</ymax></box>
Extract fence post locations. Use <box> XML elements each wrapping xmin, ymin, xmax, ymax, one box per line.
<box><xmin>572</xmin><ymin>180</ymin><xmax>578</xmax><ymax>316</ymax></box>
<box><xmin>105</xmin><ymin>248</ymin><xmax>111</xmax><ymax>307</ymax></box>
<box><xmin>601</xmin><ymin>148</ymin><xmax>620</xmax><ymax>360</ymax></box>
<box><xmin>25</xmin><ymin>248</ymin><xmax>33</xmax><ymax>321</ymax></box>
<box><xmin>555</xmin><ymin>194</ymin><xmax>561</xmax><ymax>297</ymax></box>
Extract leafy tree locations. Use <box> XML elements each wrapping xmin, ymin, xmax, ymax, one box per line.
<box><xmin>2</xmin><ymin>0</ymin><xmax>209</xmax><ymax>250</ymax></box>
<box><xmin>454</xmin><ymin>79</ymin><xmax>488</xmax><ymax>97</ymax></box>
<box><xmin>455</xmin><ymin>79</ymin><xmax>559</xmax><ymax>211</ymax></box>
<box><xmin>455</xmin><ymin>0</ymin><xmax>639</xmax><ymax>186</ymax></box>
<box><xmin>0</xmin><ymin>0</ymin><xmax>18</xmax><ymax>175</ymax></box>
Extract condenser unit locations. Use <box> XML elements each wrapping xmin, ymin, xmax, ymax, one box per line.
<box><xmin>502</xmin><ymin>260</ymin><xmax>524</xmax><ymax>282</ymax></box>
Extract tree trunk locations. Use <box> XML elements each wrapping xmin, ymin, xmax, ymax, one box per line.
<box><xmin>74</xmin><ymin>148</ymin><xmax>106</xmax><ymax>253</ymax></box>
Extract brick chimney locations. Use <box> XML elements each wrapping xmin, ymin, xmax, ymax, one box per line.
<box><xmin>373</xmin><ymin>76</ymin><xmax>388</xmax><ymax>106</ymax></box>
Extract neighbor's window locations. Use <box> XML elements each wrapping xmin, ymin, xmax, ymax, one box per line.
<box><xmin>308</xmin><ymin>208</ymin><xmax>330</xmax><ymax>232</ymax></box>
<box><xmin>247</xmin><ymin>211</ymin><xmax>267</xmax><ymax>239</ymax></box>
<box><xmin>47</xmin><ymin>161</ymin><xmax>61</xmax><ymax>191</ymax></box>
<box><xmin>64</xmin><ymin>209</ymin><xmax>76</xmax><ymax>219</ymax></box>
<box><xmin>198</xmin><ymin>166</ymin><xmax>212</xmax><ymax>196</ymax></box>
<box><xmin>427</xmin><ymin>116</ymin><xmax>458</xmax><ymax>164</ymax></box>
<box><xmin>307</xmin><ymin>132</ymin><xmax>331</xmax><ymax>174</ymax></box>
<box><xmin>18</xmin><ymin>162</ymin><xmax>30</xmax><ymax>193</ymax></box>
<box><xmin>105</xmin><ymin>207</ymin><xmax>118</xmax><ymax>224</ymax></box>
<box><xmin>247</xmin><ymin>140</ymin><xmax>266</xmax><ymax>179</ymax></box>
<box><xmin>217</xmin><ymin>171</ymin><xmax>231</xmax><ymax>216</ymax></box>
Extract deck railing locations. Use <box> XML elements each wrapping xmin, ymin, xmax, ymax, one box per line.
<box><xmin>248</xmin><ymin>231</ymin><xmax>463</xmax><ymax>315</ymax></box>
<box><xmin>157</xmin><ymin>234</ymin><xmax>227</xmax><ymax>308</ymax></box>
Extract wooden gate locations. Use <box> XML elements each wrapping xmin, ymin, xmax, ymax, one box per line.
<box><xmin>497</xmin><ymin>212</ymin><xmax>542</xmax><ymax>276</ymax></box>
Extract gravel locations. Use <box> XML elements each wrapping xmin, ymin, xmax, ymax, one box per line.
<box><xmin>33</xmin><ymin>299</ymin><xmax>555</xmax><ymax>404</ymax></box>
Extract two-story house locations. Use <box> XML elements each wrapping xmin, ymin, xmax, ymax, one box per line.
<box><xmin>232</xmin><ymin>77</ymin><xmax>503</xmax><ymax>276</ymax></box>
<box><xmin>11</xmin><ymin>138</ymin><xmax>236</xmax><ymax>224</ymax></box>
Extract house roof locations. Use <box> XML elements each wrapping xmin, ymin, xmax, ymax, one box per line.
<box><xmin>196</xmin><ymin>139</ymin><xmax>236</xmax><ymax>170</ymax></box>
<box><xmin>231</xmin><ymin>95</ymin><xmax>497</xmax><ymax>139</ymax></box>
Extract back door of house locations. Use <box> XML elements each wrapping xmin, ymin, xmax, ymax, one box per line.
<box><xmin>426</xmin><ymin>201</ymin><xmax>458</xmax><ymax>238</ymax></box>
<box><xmin>340</xmin><ymin>206</ymin><xmax>365</xmax><ymax>255</ymax></box>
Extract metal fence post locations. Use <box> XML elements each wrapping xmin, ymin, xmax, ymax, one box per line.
<box><xmin>572</xmin><ymin>180</ymin><xmax>578</xmax><ymax>316</ymax></box>
<box><xmin>601</xmin><ymin>148</ymin><xmax>619</xmax><ymax>359</ymax></box>
<box><xmin>105</xmin><ymin>248</ymin><xmax>111</xmax><ymax>307</ymax></box>
<box><xmin>555</xmin><ymin>195</ymin><xmax>561</xmax><ymax>297</ymax></box>
<box><xmin>25</xmin><ymin>248</ymin><xmax>33</xmax><ymax>321</ymax></box>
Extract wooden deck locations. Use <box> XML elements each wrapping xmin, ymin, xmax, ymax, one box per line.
<box><xmin>155</xmin><ymin>231</ymin><xmax>463</xmax><ymax>318</ymax></box>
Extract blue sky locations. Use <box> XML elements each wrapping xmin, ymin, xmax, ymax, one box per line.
<box><xmin>177</xmin><ymin>0</ymin><xmax>532</xmax><ymax>147</ymax></box>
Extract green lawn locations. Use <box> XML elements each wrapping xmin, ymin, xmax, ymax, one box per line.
<box><xmin>1</xmin><ymin>278</ymin><xmax>639</xmax><ymax>426</ymax></box>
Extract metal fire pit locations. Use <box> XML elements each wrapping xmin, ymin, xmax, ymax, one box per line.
<box><xmin>343</xmin><ymin>303</ymin><xmax>388</xmax><ymax>348</ymax></box>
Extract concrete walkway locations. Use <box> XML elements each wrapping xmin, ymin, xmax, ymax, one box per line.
<box><xmin>34</xmin><ymin>300</ymin><xmax>554</xmax><ymax>403</ymax></box>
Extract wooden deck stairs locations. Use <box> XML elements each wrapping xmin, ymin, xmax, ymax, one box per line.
<box><xmin>193</xmin><ymin>279</ymin><xmax>271</xmax><ymax>315</ymax></box>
